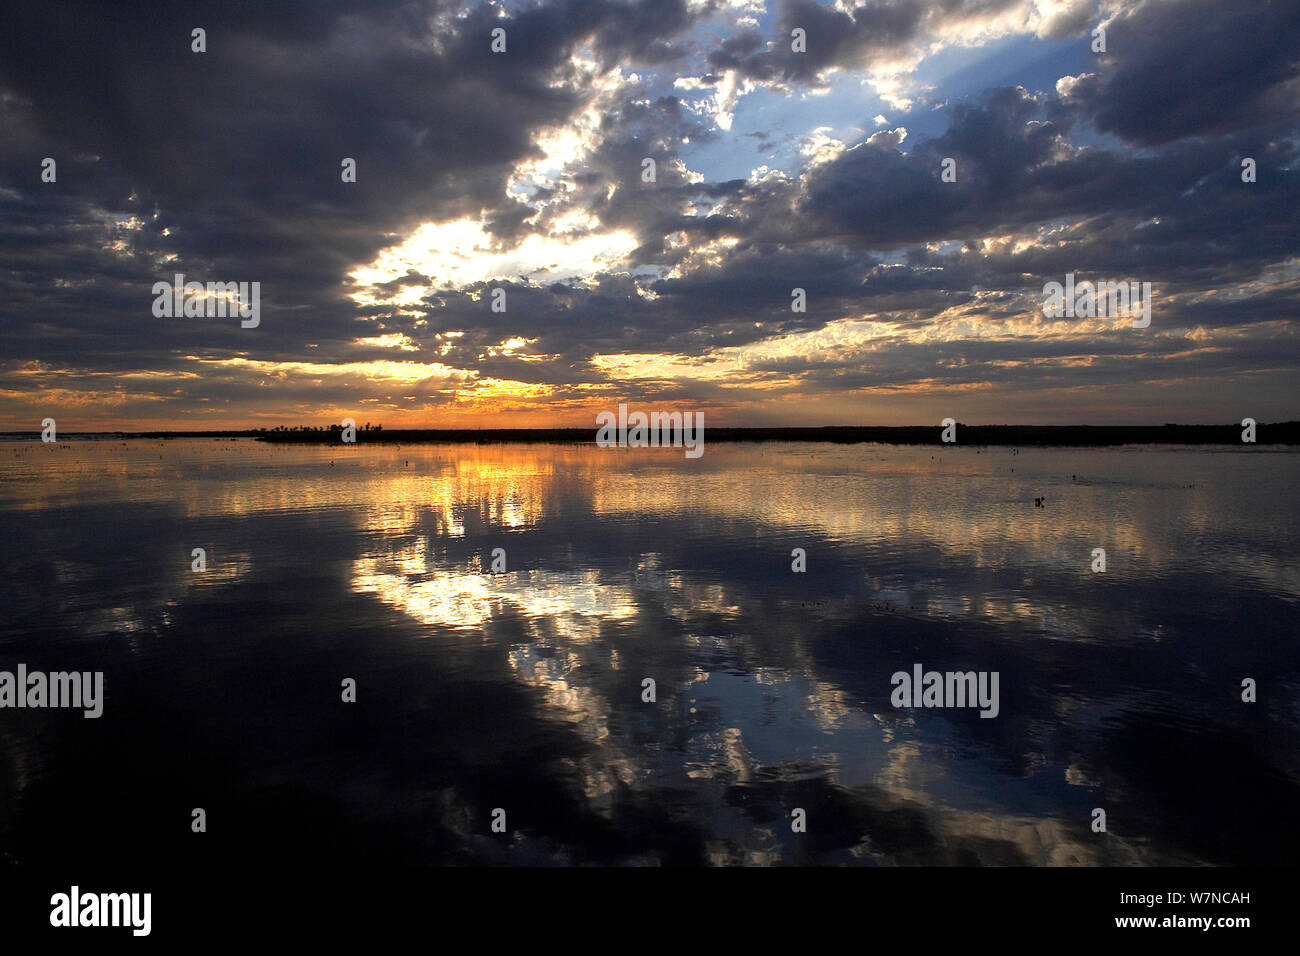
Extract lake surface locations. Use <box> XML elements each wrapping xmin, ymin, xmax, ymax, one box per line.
<box><xmin>1</xmin><ymin>439</ymin><xmax>1297</xmax><ymax>866</ymax></box>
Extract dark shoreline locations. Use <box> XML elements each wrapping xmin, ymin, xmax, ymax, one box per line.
<box><xmin>4</xmin><ymin>422</ymin><xmax>1298</xmax><ymax>446</ymax></box>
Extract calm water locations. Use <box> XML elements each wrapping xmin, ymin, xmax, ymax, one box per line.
<box><xmin>1</xmin><ymin>439</ymin><xmax>1297</xmax><ymax>866</ymax></box>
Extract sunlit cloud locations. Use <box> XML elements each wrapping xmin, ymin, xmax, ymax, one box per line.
<box><xmin>348</xmin><ymin>217</ymin><xmax>641</xmax><ymax>304</ymax></box>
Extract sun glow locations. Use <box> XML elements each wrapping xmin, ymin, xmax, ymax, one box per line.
<box><xmin>348</xmin><ymin>217</ymin><xmax>640</xmax><ymax>305</ymax></box>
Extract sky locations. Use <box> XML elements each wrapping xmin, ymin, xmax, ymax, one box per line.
<box><xmin>1</xmin><ymin>0</ymin><xmax>1297</xmax><ymax>430</ymax></box>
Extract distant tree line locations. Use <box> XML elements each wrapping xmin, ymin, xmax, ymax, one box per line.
<box><xmin>258</xmin><ymin>423</ymin><xmax>382</xmax><ymax>433</ymax></box>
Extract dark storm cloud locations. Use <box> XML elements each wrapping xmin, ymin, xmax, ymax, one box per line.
<box><xmin>0</xmin><ymin>0</ymin><xmax>1296</xmax><ymax>424</ymax></box>
<box><xmin>708</xmin><ymin>0</ymin><xmax>922</xmax><ymax>83</ymax></box>
<box><xmin>798</xmin><ymin>86</ymin><xmax>1266</xmax><ymax>248</ymax></box>
<box><xmin>705</xmin><ymin>0</ymin><xmax>1027</xmax><ymax>84</ymax></box>
<box><xmin>350</xmin><ymin>66</ymin><xmax>1298</xmax><ymax>384</ymax></box>
<box><xmin>1062</xmin><ymin>0</ymin><xmax>1300</xmax><ymax>146</ymax></box>
<box><xmin>0</xmin><ymin>0</ymin><xmax>709</xmax><ymax>375</ymax></box>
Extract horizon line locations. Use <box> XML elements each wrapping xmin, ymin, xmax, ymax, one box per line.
<box><xmin>6</xmin><ymin>420</ymin><xmax>1298</xmax><ymax>448</ymax></box>
<box><xmin>3</xmin><ymin>420</ymin><xmax>1297</xmax><ymax>433</ymax></box>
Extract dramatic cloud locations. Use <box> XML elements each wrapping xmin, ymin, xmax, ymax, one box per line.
<box><xmin>0</xmin><ymin>0</ymin><xmax>1297</xmax><ymax>428</ymax></box>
